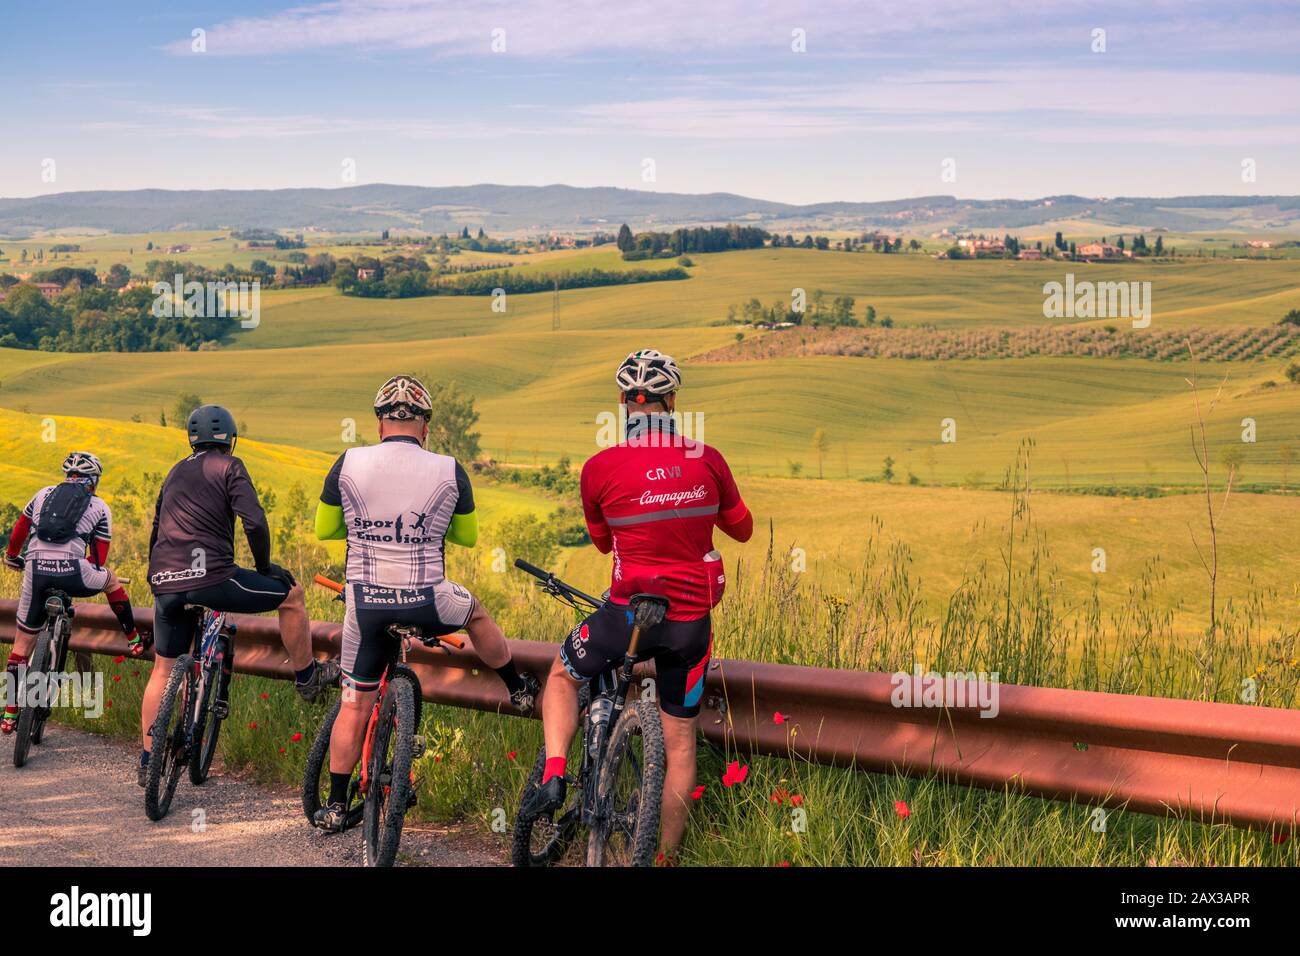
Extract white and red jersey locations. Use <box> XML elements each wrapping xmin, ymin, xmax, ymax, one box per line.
<box><xmin>580</xmin><ymin>414</ymin><xmax>752</xmax><ymax>621</ymax></box>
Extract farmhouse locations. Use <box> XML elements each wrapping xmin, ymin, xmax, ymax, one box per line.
<box><xmin>356</xmin><ymin>267</ymin><xmax>377</xmax><ymax>280</ymax></box>
<box><xmin>1245</xmin><ymin>239</ymin><xmax>1273</xmax><ymax>249</ymax></box>
<box><xmin>1076</xmin><ymin>242</ymin><xmax>1123</xmax><ymax>259</ymax></box>
<box><xmin>0</xmin><ymin>281</ymin><xmax>63</xmax><ymax>302</ymax></box>
<box><xmin>958</xmin><ymin>238</ymin><xmax>1005</xmax><ymax>257</ymax></box>
<box><xmin>166</xmin><ymin>244</ymin><xmax>191</xmax><ymax>254</ymax></box>
<box><xmin>1017</xmin><ymin>248</ymin><xmax>1045</xmax><ymax>260</ymax></box>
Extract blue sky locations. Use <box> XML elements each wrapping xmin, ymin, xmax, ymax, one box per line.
<box><xmin>3</xmin><ymin>0</ymin><xmax>1298</xmax><ymax>203</ymax></box>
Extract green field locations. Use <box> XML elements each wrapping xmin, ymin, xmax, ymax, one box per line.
<box><xmin>4</xmin><ymin>239</ymin><xmax>1300</xmax><ymax>867</ymax></box>
<box><xmin>3</xmin><ymin>243</ymin><xmax>1300</xmax><ymax>640</ymax></box>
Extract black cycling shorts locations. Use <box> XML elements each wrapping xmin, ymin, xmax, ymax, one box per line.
<box><xmin>559</xmin><ymin>602</ymin><xmax>712</xmax><ymax>719</ymax></box>
<box><xmin>17</xmin><ymin>557</ymin><xmax>109</xmax><ymax>633</ymax></box>
<box><xmin>340</xmin><ymin>581</ymin><xmax>474</xmax><ymax>691</ymax></box>
<box><xmin>152</xmin><ymin>567</ymin><xmax>291</xmax><ymax>659</ymax></box>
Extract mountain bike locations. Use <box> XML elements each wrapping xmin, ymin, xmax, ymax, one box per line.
<box><xmin>144</xmin><ymin>605</ymin><xmax>237</xmax><ymax>821</ymax></box>
<box><xmin>11</xmin><ymin>590</ymin><xmax>74</xmax><ymax>768</ymax></box>
<box><xmin>511</xmin><ymin>559</ymin><xmax>667</xmax><ymax>867</ymax></box>
<box><xmin>301</xmin><ymin>575</ymin><xmax>462</xmax><ymax>867</ymax></box>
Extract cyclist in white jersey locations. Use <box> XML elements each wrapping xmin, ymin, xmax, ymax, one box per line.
<box><xmin>309</xmin><ymin>374</ymin><xmax>538</xmax><ymax>831</ymax></box>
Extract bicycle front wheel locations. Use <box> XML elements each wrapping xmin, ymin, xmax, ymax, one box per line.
<box><xmin>145</xmin><ymin>654</ymin><xmax>194</xmax><ymax>821</ymax></box>
<box><xmin>586</xmin><ymin>698</ymin><xmax>665</xmax><ymax>867</ymax></box>
<box><xmin>511</xmin><ymin>744</ymin><xmax>584</xmax><ymax>867</ymax></box>
<box><xmin>31</xmin><ymin>618</ymin><xmax>69</xmax><ymax>747</ymax></box>
<box><xmin>363</xmin><ymin>673</ymin><xmax>417</xmax><ymax>867</ymax></box>
<box><xmin>189</xmin><ymin>642</ymin><xmax>227</xmax><ymax>785</ymax></box>
<box><xmin>302</xmin><ymin>696</ymin><xmax>364</xmax><ymax>831</ymax></box>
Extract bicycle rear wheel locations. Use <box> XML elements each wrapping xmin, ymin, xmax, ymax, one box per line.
<box><xmin>363</xmin><ymin>673</ymin><xmax>417</xmax><ymax>867</ymax></box>
<box><xmin>586</xmin><ymin>697</ymin><xmax>665</xmax><ymax>867</ymax></box>
<box><xmin>12</xmin><ymin>628</ymin><xmax>52</xmax><ymax>768</ymax></box>
<box><xmin>145</xmin><ymin>654</ymin><xmax>194</xmax><ymax>821</ymax></box>
<box><xmin>302</xmin><ymin>696</ymin><xmax>364</xmax><ymax>830</ymax></box>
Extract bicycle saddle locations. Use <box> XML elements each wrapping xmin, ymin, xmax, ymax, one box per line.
<box><xmin>628</xmin><ymin>592</ymin><xmax>670</xmax><ymax>629</ymax></box>
<box><xmin>43</xmin><ymin>590</ymin><xmax>73</xmax><ymax>616</ymax></box>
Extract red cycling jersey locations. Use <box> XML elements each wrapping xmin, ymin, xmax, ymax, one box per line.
<box><xmin>580</xmin><ymin>415</ymin><xmax>753</xmax><ymax>621</ymax></box>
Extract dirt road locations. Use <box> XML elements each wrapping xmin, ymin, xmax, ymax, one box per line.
<box><xmin>0</xmin><ymin>723</ymin><xmax>503</xmax><ymax>867</ymax></box>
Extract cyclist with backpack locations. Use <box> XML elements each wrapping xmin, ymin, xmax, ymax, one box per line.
<box><xmin>2</xmin><ymin>452</ymin><xmax>139</xmax><ymax>735</ymax></box>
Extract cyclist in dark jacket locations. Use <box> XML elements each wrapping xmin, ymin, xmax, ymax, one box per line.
<box><xmin>135</xmin><ymin>405</ymin><xmax>339</xmax><ymax>786</ymax></box>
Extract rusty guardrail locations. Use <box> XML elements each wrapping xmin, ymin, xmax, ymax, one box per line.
<box><xmin>3</xmin><ymin>598</ymin><xmax>1298</xmax><ymax>831</ymax></box>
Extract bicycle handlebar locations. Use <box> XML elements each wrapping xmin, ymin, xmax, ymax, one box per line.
<box><xmin>512</xmin><ymin>558</ymin><xmax>603</xmax><ymax>610</ymax></box>
<box><xmin>313</xmin><ymin>574</ymin><xmax>345</xmax><ymax>594</ymax></box>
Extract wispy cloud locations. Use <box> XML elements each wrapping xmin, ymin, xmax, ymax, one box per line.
<box><xmin>167</xmin><ymin>0</ymin><xmax>1299</xmax><ymax>58</ymax></box>
<box><xmin>81</xmin><ymin>101</ymin><xmax>528</xmax><ymax>140</ymax></box>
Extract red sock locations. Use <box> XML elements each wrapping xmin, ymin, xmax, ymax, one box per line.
<box><xmin>4</xmin><ymin>653</ymin><xmax>26</xmax><ymax>716</ymax></box>
<box><xmin>542</xmin><ymin>756</ymin><xmax>567</xmax><ymax>783</ymax></box>
<box><xmin>106</xmin><ymin>586</ymin><xmax>137</xmax><ymax>638</ymax></box>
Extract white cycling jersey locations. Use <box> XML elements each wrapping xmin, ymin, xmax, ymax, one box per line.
<box><xmin>319</xmin><ymin>436</ymin><xmax>474</xmax><ymax>589</ymax></box>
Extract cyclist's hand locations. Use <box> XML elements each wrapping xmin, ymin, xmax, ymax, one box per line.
<box><xmin>259</xmin><ymin>563</ymin><xmax>297</xmax><ymax>589</ymax></box>
<box><xmin>2</xmin><ymin>554</ymin><xmax>23</xmax><ymax>572</ymax></box>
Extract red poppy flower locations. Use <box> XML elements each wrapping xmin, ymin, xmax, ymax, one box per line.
<box><xmin>113</xmin><ymin>655</ymin><xmax>126</xmax><ymax>664</ymax></box>
<box><xmin>279</xmin><ymin>747</ymin><xmax>286</xmax><ymax>754</ymax></box>
<box><xmin>112</xmin><ymin>675</ymin><xmax>121</xmax><ymax>683</ymax></box>
<box><xmin>791</xmin><ymin>794</ymin><xmax>805</xmax><ymax>807</ymax></box>
<box><xmin>1272</xmin><ymin>832</ymin><xmax>1290</xmax><ymax>845</ymax></box>
<box><xmin>290</xmin><ymin>733</ymin><xmax>303</xmax><ymax>742</ymax></box>
<box><xmin>722</xmin><ymin>761</ymin><xmax>748</xmax><ymax>787</ymax></box>
<box><xmin>690</xmin><ymin>784</ymin><xmax>706</xmax><ymax>801</ymax></box>
<box><xmin>894</xmin><ymin>800</ymin><xmax>911</xmax><ymax>818</ymax></box>
<box><xmin>248</xmin><ymin>721</ymin><xmax>259</xmax><ymax>730</ymax></box>
<box><xmin>769</xmin><ymin>788</ymin><xmax>789</xmax><ymax>804</ymax></box>
<box><xmin>773</xmin><ymin>711</ymin><xmax>788</xmax><ymax>724</ymax></box>
<box><xmin>776</xmin><ymin>860</ymin><xmax>792</xmax><ymax>867</ymax></box>
<box><xmin>105</xmin><ymin>700</ymin><xmax>112</xmax><ymax>708</ymax></box>
<box><xmin>507</xmin><ymin>750</ymin><xmax>517</xmax><ymax>760</ymax></box>
<box><xmin>260</xmin><ymin>692</ymin><xmax>269</xmax><ymax>700</ymax></box>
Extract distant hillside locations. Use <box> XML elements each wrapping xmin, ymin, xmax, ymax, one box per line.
<box><xmin>1</xmin><ymin>184</ymin><xmax>1298</xmax><ymax>237</ymax></box>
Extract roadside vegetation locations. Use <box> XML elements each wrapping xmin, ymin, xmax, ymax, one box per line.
<box><xmin>3</xmin><ymin>443</ymin><xmax>1297</xmax><ymax>866</ymax></box>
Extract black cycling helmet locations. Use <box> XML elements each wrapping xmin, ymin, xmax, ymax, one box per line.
<box><xmin>188</xmin><ymin>404</ymin><xmax>238</xmax><ymax>450</ymax></box>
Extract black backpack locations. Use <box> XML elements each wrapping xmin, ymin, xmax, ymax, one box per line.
<box><xmin>35</xmin><ymin>482</ymin><xmax>93</xmax><ymax>544</ymax></box>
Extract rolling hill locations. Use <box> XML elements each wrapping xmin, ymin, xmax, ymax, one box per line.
<box><xmin>2</xmin><ymin>185</ymin><xmax>1299</xmax><ymax>236</ymax></box>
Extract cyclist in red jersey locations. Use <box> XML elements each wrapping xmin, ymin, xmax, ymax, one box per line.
<box><xmin>523</xmin><ymin>349</ymin><xmax>753</xmax><ymax>860</ymax></box>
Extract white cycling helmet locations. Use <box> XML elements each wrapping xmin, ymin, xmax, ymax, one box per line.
<box><xmin>62</xmin><ymin>451</ymin><xmax>103</xmax><ymax>480</ymax></box>
<box><xmin>374</xmin><ymin>374</ymin><xmax>433</xmax><ymax>421</ymax></box>
<box><xmin>616</xmin><ymin>349</ymin><xmax>682</xmax><ymax>400</ymax></box>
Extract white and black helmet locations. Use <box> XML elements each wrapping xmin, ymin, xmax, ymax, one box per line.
<box><xmin>616</xmin><ymin>349</ymin><xmax>682</xmax><ymax>400</ymax></box>
<box><xmin>374</xmin><ymin>374</ymin><xmax>433</xmax><ymax>421</ymax></box>
<box><xmin>62</xmin><ymin>451</ymin><xmax>103</xmax><ymax>480</ymax></box>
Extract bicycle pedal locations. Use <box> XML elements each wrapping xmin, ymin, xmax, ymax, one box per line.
<box><xmin>213</xmin><ymin>700</ymin><xmax>229</xmax><ymax>720</ymax></box>
<box><xmin>412</xmin><ymin>735</ymin><xmax>427</xmax><ymax>758</ymax></box>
